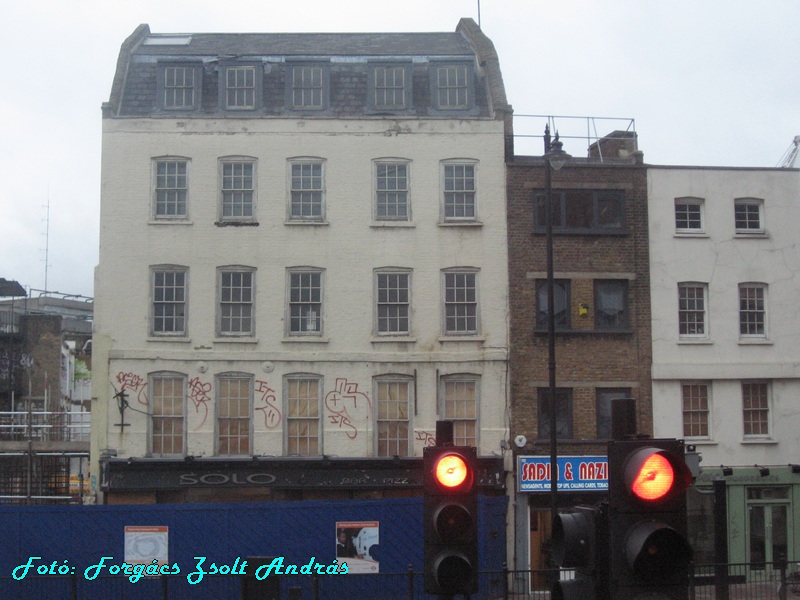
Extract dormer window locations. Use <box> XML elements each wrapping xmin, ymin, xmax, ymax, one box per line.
<box><xmin>368</xmin><ymin>63</ymin><xmax>412</xmax><ymax>112</ymax></box>
<box><xmin>157</xmin><ymin>63</ymin><xmax>202</xmax><ymax>111</ymax></box>
<box><xmin>220</xmin><ymin>63</ymin><xmax>262</xmax><ymax>111</ymax></box>
<box><xmin>431</xmin><ymin>62</ymin><xmax>476</xmax><ymax>112</ymax></box>
<box><xmin>287</xmin><ymin>64</ymin><xmax>329</xmax><ymax>111</ymax></box>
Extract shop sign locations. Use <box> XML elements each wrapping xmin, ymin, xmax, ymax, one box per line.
<box><xmin>518</xmin><ymin>455</ymin><xmax>608</xmax><ymax>492</ymax></box>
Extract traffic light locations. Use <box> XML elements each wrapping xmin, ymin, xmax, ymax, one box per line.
<box><xmin>607</xmin><ymin>438</ymin><xmax>693</xmax><ymax>600</ymax></box>
<box><xmin>551</xmin><ymin>505</ymin><xmax>608</xmax><ymax>600</ymax></box>
<box><xmin>423</xmin><ymin>445</ymin><xmax>479</xmax><ymax>597</ymax></box>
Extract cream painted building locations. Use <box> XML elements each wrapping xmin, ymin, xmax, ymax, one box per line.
<box><xmin>91</xmin><ymin>20</ymin><xmax>510</xmax><ymax>504</ymax></box>
<box><xmin>648</xmin><ymin>166</ymin><xmax>800</xmax><ymax>465</ymax></box>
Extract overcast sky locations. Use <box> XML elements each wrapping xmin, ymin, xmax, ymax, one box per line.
<box><xmin>1</xmin><ymin>0</ymin><xmax>798</xmax><ymax>299</ymax></box>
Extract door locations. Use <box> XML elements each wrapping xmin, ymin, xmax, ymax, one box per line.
<box><xmin>747</xmin><ymin>486</ymin><xmax>790</xmax><ymax>575</ymax></box>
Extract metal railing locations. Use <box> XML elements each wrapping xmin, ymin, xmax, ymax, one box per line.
<box><xmin>513</xmin><ymin>114</ymin><xmax>638</xmax><ymax>161</ymax></box>
<box><xmin>1</xmin><ymin>562</ymin><xmax>798</xmax><ymax>600</ymax></box>
<box><xmin>0</xmin><ymin>411</ymin><xmax>90</xmax><ymax>442</ymax></box>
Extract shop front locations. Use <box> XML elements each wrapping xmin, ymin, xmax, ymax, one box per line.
<box><xmin>514</xmin><ymin>455</ymin><xmax>608</xmax><ymax>589</ymax></box>
<box><xmin>694</xmin><ymin>465</ymin><xmax>800</xmax><ymax>573</ymax></box>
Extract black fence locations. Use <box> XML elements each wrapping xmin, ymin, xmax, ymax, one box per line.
<box><xmin>2</xmin><ymin>562</ymin><xmax>799</xmax><ymax>600</ymax></box>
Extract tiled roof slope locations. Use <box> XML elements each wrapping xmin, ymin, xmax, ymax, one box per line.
<box><xmin>136</xmin><ymin>31</ymin><xmax>476</xmax><ymax>58</ymax></box>
<box><xmin>104</xmin><ymin>19</ymin><xmax>511</xmax><ymax>121</ymax></box>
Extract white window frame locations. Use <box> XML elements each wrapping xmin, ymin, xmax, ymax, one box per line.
<box><xmin>374</xmin><ymin>159</ymin><xmax>411</xmax><ymax>222</ymax></box>
<box><xmin>678</xmin><ymin>282</ymin><xmax>709</xmax><ymax>339</ymax></box>
<box><xmin>739</xmin><ymin>282</ymin><xmax>767</xmax><ymax>339</ymax></box>
<box><xmin>284</xmin><ymin>374</ymin><xmax>322</xmax><ymax>456</ymax></box>
<box><xmin>742</xmin><ymin>381</ymin><xmax>771</xmax><ymax>439</ymax></box>
<box><xmin>374</xmin><ymin>375</ymin><xmax>413</xmax><ymax>457</ymax></box>
<box><xmin>217</xmin><ymin>267</ymin><xmax>255</xmax><ymax>337</ymax></box>
<box><xmin>289</xmin><ymin>64</ymin><xmax>326</xmax><ymax>110</ymax></box>
<box><xmin>439</xmin><ymin>374</ymin><xmax>479</xmax><ymax>447</ymax></box>
<box><xmin>222</xmin><ymin>64</ymin><xmax>260</xmax><ymax>110</ymax></box>
<box><xmin>148</xmin><ymin>372</ymin><xmax>187</xmax><ymax>457</ymax></box>
<box><xmin>153</xmin><ymin>157</ymin><xmax>189</xmax><ymax>220</ymax></box>
<box><xmin>432</xmin><ymin>63</ymin><xmax>473</xmax><ymax>111</ymax></box>
<box><xmin>441</xmin><ymin>160</ymin><xmax>478</xmax><ymax>223</ymax></box>
<box><xmin>158</xmin><ymin>63</ymin><xmax>202</xmax><ymax>111</ymax></box>
<box><xmin>375</xmin><ymin>269</ymin><xmax>411</xmax><ymax>336</ymax></box>
<box><xmin>681</xmin><ymin>382</ymin><xmax>711</xmax><ymax>440</ymax></box>
<box><xmin>369</xmin><ymin>64</ymin><xmax>411</xmax><ymax>111</ymax></box>
<box><xmin>215</xmin><ymin>373</ymin><xmax>253</xmax><ymax>456</ymax></box>
<box><xmin>288</xmin><ymin>159</ymin><xmax>326</xmax><ymax>222</ymax></box>
<box><xmin>287</xmin><ymin>268</ymin><xmax>324</xmax><ymax>337</ymax></box>
<box><xmin>442</xmin><ymin>268</ymin><xmax>480</xmax><ymax>336</ymax></box>
<box><xmin>674</xmin><ymin>197</ymin><xmax>705</xmax><ymax>234</ymax></box>
<box><xmin>734</xmin><ymin>197</ymin><xmax>765</xmax><ymax>234</ymax></box>
<box><xmin>150</xmin><ymin>266</ymin><xmax>188</xmax><ymax>337</ymax></box>
<box><xmin>219</xmin><ymin>158</ymin><xmax>256</xmax><ymax>222</ymax></box>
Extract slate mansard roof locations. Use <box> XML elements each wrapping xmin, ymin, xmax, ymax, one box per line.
<box><xmin>104</xmin><ymin>19</ymin><xmax>510</xmax><ymax>120</ymax></box>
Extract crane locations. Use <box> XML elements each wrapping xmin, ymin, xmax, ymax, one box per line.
<box><xmin>777</xmin><ymin>136</ymin><xmax>800</xmax><ymax>168</ymax></box>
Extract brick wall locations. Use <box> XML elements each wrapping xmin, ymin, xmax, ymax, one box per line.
<box><xmin>21</xmin><ymin>314</ymin><xmax>63</xmax><ymax>410</ymax></box>
<box><xmin>506</xmin><ymin>157</ymin><xmax>652</xmax><ymax>457</ymax></box>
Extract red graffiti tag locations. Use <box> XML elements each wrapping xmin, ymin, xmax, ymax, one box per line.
<box><xmin>255</xmin><ymin>380</ymin><xmax>282</xmax><ymax>429</ymax></box>
<box><xmin>324</xmin><ymin>378</ymin><xmax>371</xmax><ymax>440</ymax></box>
<box><xmin>116</xmin><ymin>372</ymin><xmax>148</xmax><ymax>406</ymax></box>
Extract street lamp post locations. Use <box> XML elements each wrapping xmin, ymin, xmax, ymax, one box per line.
<box><xmin>542</xmin><ymin>124</ymin><xmax>570</xmax><ymax>553</ymax></box>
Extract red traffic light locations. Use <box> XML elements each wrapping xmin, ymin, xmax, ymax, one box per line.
<box><xmin>624</xmin><ymin>447</ymin><xmax>691</xmax><ymax>505</ymax></box>
<box><xmin>431</xmin><ymin>451</ymin><xmax>474</xmax><ymax>493</ymax></box>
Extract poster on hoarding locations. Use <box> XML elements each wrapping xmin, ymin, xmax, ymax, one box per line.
<box><xmin>335</xmin><ymin>521</ymin><xmax>379</xmax><ymax>573</ymax></box>
<box><xmin>124</xmin><ymin>526</ymin><xmax>169</xmax><ymax>568</ymax></box>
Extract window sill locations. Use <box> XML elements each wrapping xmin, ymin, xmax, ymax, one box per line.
<box><xmin>214</xmin><ymin>220</ymin><xmax>259</xmax><ymax>227</ymax></box>
<box><xmin>534</xmin><ymin>328</ymin><xmax>633</xmax><ymax>336</ymax></box>
<box><xmin>685</xmin><ymin>439</ymin><xmax>717</xmax><ymax>446</ymax></box>
<box><xmin>438</xmin><ymin>221</ymin><xmax>483</xmax><ymax>228</ymax></box>
<box><xmin>147</xmin><ymin>336</ymin><xmax>192</xmax><ymax>343</ymax></box>
<box><xmin>371</xmin><ymin>336</ymin><xmax>417</xmax><ymax>344</ymax></box>
<box><xmin>735</xmin><ymin>231</ymin><xmax>769</xmax><ymax>239</ymax></box>
<box><xmin>741</xmin><ymin>438</ymin><xmax>778</xmax><ymax>445</ymax></box>
<box><xmin>370</xmin><ymin>222</ymin><xmax>415</xmax><ymax>228</ymax></box>
<box><xmin>677</xmin><ymin>338</ymin><xmax>713</xmax><ymax>345</ymax></box>
<box><xmin>285</xmin><ymin>220</ymin><xmax>329</xmax><ymax>226</ymax></box>
<box><xmin>282</xmin><ymin>337</ymin><xmax>330</xmax><ymax>344</ymax></box>
<box><xmin>438</xmin><ymin>335</ymin><xmax>485</xmax><ymax>343</ymax></box>
<box><xmin>148</xmin><ymin>219</ymin><xmax>193</xmax><ymax>226</ymax></box>
<box><xmin>214</xmin><ymin>337</ymin><xmax>258</xmax><ymax>344</ymax></box>
<box><xmin>739</xmin><ymin>338</ymin><xmax>772</xmax><ymax>345</ymax></box>
<box><xmin>674</xmin><ymin>232</ymin><xmax>708</xmax><ymax>238</ymax></box>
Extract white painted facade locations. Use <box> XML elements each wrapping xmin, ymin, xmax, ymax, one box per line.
<box><xmin>648</xmin><ymin>166</ymin><xmax>800</xmax><ymax>468</ymax></box>
<box><xmin>92</xmin><ymin>114</ymin><xmax>509</xmax><ymax>477</ymax></box>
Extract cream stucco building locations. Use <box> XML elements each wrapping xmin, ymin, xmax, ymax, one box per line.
<box><xmin>91</xmin><ymin>20</ymin><xmax>510</xmax><ymax>504</ymax></box>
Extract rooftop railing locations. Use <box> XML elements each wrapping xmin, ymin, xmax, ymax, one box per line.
<box><xmin>513</xmin><ymin>114</ymin><xmax>638</xmax><ymax>161</ymax></box>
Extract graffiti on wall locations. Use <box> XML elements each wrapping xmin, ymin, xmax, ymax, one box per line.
<box><xmin>0</xmin><ymin>350</ymin><xmax>34</xmax><ymax>381</ymax></box>
<box><xmin>108</xmin><ymin>372</ymin><xmax>387</xmax><ymax>445</ymax></box>
<box><xmin>415</xmin><ymin>430</ymin><xmax>437</xmax><ymax>448</ymax></box>
<box><xmin>255</xmin><ymin>380</ymin><xmax>282</xmax><ymax>429</ymax></box>
<box><xmin>115</xmin><ymin>372</ymin><xmax>148</xmax><ymax>406</ymax></box>
<box><xmin>324</xmin><ymin>378</ymin><xmax>372</xmax><ymax>440</ymax></box>
<box><xmin>187</xmin><ymin>377</ymin><xmax>212</xmax><ymax>430</ymax></box>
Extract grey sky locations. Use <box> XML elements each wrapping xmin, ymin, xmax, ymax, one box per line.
<box><xmin>1</xmin><ymin>0</ymin><xmax>797</xmax><ymax>299</ymax></box>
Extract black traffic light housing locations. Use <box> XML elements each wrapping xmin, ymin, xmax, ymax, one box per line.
<box><xmin>551</xmin><ymin>504</ymin><xmax>608</xmax><ymax>600</ymax></box>
<box><xmin>423</xmin><ymin>445</ymin><xmax>479</xmax><ymax>596</ymax></box>
<box><xmin>607</xmin><ymin>438</ymin><xmax>693</xmax><ymax>600</ymax></box>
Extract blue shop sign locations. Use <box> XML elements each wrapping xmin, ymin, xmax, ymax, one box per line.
<box><xmin>518</xmin><ymin>455</ymin><xmax>608</xmax><ymax>492</ymax></box>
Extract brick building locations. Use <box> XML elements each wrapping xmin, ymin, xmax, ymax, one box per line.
<box><xmin>505</xmin><ymin>127</ymin><xmax>651</xmax><ymax>576</ymax></box>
